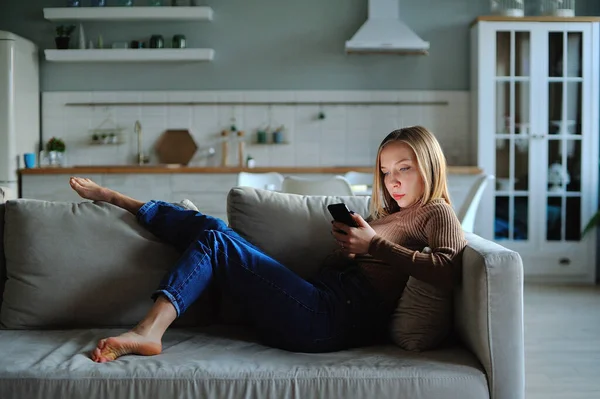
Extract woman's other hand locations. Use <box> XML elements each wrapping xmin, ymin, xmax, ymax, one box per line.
<box><xmin>331</xmin><ymin>213</ymin><xmax>377</xmax><ymax>255</ymax></box>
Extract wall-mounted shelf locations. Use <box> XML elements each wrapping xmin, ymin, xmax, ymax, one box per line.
<box><xmin>43</xmin><ymin>6</ymin><xmax>213</xmax><ymax>22</ymax></box>
<box><xmin>45</xmin><ymin>49</ymin><xmax>214</xmax><ymax>63</ymax></box>
<box><xmin>249</xmin><ymin>142</ymin><xmax>291</xmax><ymax>146</ymax></box>
<box><xmin>64</xmin><ymin>100</ymin><xmax>448</xmax><ymax>106</ymax></box>
<box><xmin>90</xmin><ymin>141</ymin><xmax>124</xmax><ymax>146</ymax></box>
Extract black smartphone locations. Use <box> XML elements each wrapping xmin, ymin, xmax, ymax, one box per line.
<box><xmin>327</xmin><ymin>203</ymin><xmax>358</xmax><ymax>227</ymax></box>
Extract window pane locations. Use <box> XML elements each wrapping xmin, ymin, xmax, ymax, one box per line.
<box><xmin>496</xmin><ymin>82</ymin><xmax>511</xmax><ymax>134</ymax></box>
<box><xmin>514</xmin><ymin>196</ymin><xmax>528</xmax><ymax>240</ymax></box>
<box><xmin>515</xmin><ymin>32</ymin><xmax>530</xmax><ymax>76</ymax></box>
<box><xmin>547</xmin><ymin>197</ymin><xmax>562</xmax><ymax>241</ymax></box>
<box><xmin>549</xmin><ymin>32</ymin><xmax>563</xmax><ymax>77</ymax></box>
<box><xmin>565</xmin><ymin>197</ymin><xmax>581</xmax><ymax>241</ymax></box>
<box><xmin>566</xmin><ymin>32</ymin><xmax>582</xmax><ymax>78</ymax></box>
<box><xmin>495</xmin><ymin>196</ymin><xmax>509</xmax><ymax>240</ymax></box>
<box><xmin>497</xmin><ymin>32</ymin><xmax>511</xmax><ymax>77</ymax></box>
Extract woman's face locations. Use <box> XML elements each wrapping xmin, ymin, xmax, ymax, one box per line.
<box><xmin>379</xmin><ymin>141</ymin><xmax>424</xmax><ymax>208</ymax></box>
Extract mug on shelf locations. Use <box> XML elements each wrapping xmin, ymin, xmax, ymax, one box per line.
<box><xmin>23</xmin><ymin>153</ymin><xmax>36</xmax><ymax>169</ymax></box>
<box><xmin>150</xmin><ymin>35</ymin><xmax>164</xmax><ymax>49</ymax></box>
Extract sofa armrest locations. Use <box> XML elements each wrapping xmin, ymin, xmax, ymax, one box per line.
<box><xmin>454</xmin><ymin>232</ymin><xmax>525</xmax><ymax>399</ymax></box>
<box><xmin>0</xmin><ymin>186</ymin><xmax>15</xmax><ymax>204</ymax></box>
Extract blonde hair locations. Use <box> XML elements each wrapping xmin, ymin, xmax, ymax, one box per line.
<box><xmin>369</xmin><ymin>126</ymin><xmax>451</xmax><ymax>220</ymax></box>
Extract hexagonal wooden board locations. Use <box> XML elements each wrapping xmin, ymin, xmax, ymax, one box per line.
<box><xmin>155</xmin><ymin>129</ymin><xmax>198</xmax><ymax>165</ymax></box>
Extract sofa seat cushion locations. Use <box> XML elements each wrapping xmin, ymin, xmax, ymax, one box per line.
<box><xmin>0</xmin><ymin>327</ymin><xmax>489</xmax><ymax>399</ymax></box>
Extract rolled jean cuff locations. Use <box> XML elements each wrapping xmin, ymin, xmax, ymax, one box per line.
<box><xmin>151</xmin><ymin>288</ymin><xmax>183</xmax><ymax>318</ymax></box>
<box><xmin>136</xmin><ymin>200</ymin><xmax>159</xmax><ymax>224</ymax></box>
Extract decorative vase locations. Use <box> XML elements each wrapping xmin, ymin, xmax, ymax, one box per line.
<box><xmin>48</xmin><ymin>151</ymin><xmax>65</xmax><ymax>167</ymax></box>
<box><xmin>541</xmin><ymin>0</ymin><xmax>576</xmax><ymax>17</ymax></box>
<box><xmin>78</xmin><ymin>24</ymin><xmax>86</xmax><ymax>50</ymax></box>
<box><xmin>490</xmin><ymin>0</ymin><xmax>525</xmax><ymax>17</ymax></box>
<box><xmin>55</xmin><ymin>37</ymin><xmax>70</xmax><ymax>50</ymax></box>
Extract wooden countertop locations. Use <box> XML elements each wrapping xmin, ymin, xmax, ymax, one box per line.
<box><xmin>472</xmin><ymin>16</ymin><xmax>600</xmax><ymax>27</ymax></box>
<box><xmin>20</xmin><ymin>165</ymin><xmax>482</xmax><ymax>175</ymax></box>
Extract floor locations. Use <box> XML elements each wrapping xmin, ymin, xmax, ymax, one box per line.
<box><xmin>524</xmin><ymin>284</ymin><xmax>600</xmax><ymax>399</ymax></box>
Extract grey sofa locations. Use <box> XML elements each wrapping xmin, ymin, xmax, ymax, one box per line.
<box><xmin>0</xmin><ymin>186</ymin><xmax>525</xmax><ymax>399</ymax></box>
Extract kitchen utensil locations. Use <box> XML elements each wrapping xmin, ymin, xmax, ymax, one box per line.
<box><xmin>155</xmin><ymin>129</ymin><xmax>198</xmax><ymax>165</ymax></box>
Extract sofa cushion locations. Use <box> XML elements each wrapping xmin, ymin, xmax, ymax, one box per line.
<box><xmin>227</xmin><ymin>187</ymin><xmax>371</xmax><ymax>278</ymax></box>
<box><xmin>390</xmin><ymin>277</ymin><xmax>453</xmax><ymax>351</ymax></box>
<box><xmin>0</xmin><ymin>199</ymin><xmax>212</xmax><ymax>329</ymax></box>
<box><xmin>0</xmin><ymin>327</ymin><xmax>490</xmax><ymax>399</ymax></box>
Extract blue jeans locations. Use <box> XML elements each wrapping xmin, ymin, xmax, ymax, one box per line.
<box><xmin>137</xmin><ymin>200</ymin><xmax>390</xmax><ymax>353</ymax></box>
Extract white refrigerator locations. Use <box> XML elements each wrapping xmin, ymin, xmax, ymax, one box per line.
<box><xmin>0</xmin><ymin>31</ymin><xmax>40</xmax><ymax>196</ymax></box>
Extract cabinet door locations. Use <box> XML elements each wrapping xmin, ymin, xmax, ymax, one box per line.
<box><xmin>530</xmin><ymin>23</ymin><xmax>597</xmax><ymax>276</ymax></box>
<box><xmin>479</xmin><ymin>25</ymin><xmax>537</xmax><ymax>253</ymax></box>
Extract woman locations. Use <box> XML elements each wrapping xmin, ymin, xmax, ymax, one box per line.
<box><xmin>69</xmin><ymin>125</ymin><xmax>466</xmax><ymax>363</ymax></box>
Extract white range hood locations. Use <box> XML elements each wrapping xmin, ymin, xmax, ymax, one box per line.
<box><xmin>345</xmin><ymin>0</ymin><xmax>429</xmax><ymax>55</ymax></box>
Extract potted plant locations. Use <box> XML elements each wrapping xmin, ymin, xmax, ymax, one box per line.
<box><xmin>582</xmin><ymin>211</ymin><xmax>600</xmax><ymax>238</ymax></box>
<box><xmin>46</xmin><ymin>137</ymin><xmax>66</xmax><ymax>167</ymax></box>
<box><xmin>55</xmin><ymin>25</ymin><xmax>75</xmax><ymax>50</ymax></box>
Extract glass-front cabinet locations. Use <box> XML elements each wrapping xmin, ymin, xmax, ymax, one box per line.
<box><xmin>471</xmin><ymin>19</ymin><xmax>599</xmax><ymax>281</ymax></box>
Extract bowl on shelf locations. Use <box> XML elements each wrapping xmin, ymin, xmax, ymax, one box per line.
<box><xmin>550</xmin><ymin>120</ymin><xmax>577</xmax><ymax>135</ymax></box>
<box><xmin>496</xmin><ymin>178</ymin><xmax>518</xmax><ymax>191</ymax></box>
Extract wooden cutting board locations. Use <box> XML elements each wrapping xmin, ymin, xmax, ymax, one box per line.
<box><xmin>154</xmin><ymin>129</ymin><xmax>199</xmax><ymax>165</ymax></box>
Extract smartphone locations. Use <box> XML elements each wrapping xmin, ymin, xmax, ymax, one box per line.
<box><xmin>327</xmin><ymin>203</ymin><xmax>358</xmax><ymax>227</ymax></box>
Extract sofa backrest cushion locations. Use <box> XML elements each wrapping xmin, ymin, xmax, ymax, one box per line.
<box><xmin>0</xmin><ymin>204</ymin><xmax>5</xmax><ymax>313</ymax></box>
<box><xmin>0</xmin><ymin>199</ymin><xmax>212</xmax><ymax>329</ymax></box>
<box><xmin>227</xmin><ymin>187</ymin><xmax>371</xmax><ymax>278</ymax></box>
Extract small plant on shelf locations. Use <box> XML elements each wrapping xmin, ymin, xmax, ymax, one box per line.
<box><xmin>55</xmin><ymin>25</ymin><xmax>75</xmax><ymax>50</ymax></box>
<box><xmin>46</xmin><ymin>137</ymin><xmax>66</xmax><ymax>153</ymax></box>
<box><xmin>45</xmin><ymin>137</ymin><xmax>66</xmax><ymax>167</ymax></box>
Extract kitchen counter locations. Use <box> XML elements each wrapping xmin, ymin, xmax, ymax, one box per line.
<box><xmin>19</xmin><ymin>165</ymin><xmax>485</xmax><ymax>223</ymax></box>
<box><xmin>20</xmin><ymin>165</ymin><xmax>483</xmax><ymax>175</ymax></box>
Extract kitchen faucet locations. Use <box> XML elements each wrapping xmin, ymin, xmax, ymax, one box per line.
<box><xmin>134</xmin><ymin>120</ymin><xmax>149</xmax><ymax>165</ymax></box>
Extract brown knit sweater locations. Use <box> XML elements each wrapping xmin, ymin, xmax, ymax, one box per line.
<box><xmin>326</xmin><ymin>199</ymin><xmax>467</xmax><ymax>307</ymax></box>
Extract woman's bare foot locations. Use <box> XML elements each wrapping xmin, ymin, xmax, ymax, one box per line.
<box><xmin>91</xmin><ymin>330</ymin><xmax>162</xmax><ymax>363</ymax></box>
<box><xmin>69</xmin><ymin>177</ymin><xmax>113</xmax><ymax>202</ymax></box>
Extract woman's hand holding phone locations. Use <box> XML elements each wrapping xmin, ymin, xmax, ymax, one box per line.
<box><xmin>330</xmin><ymin>209</ymin><xmax>377</xmax><ymax>255</ymax></box>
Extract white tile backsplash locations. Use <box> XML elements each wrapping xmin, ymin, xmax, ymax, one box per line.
<box><xmin>41</xmin><ymin>90</ymin><xmax>472</xmax><ymax>167</ymax></box>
